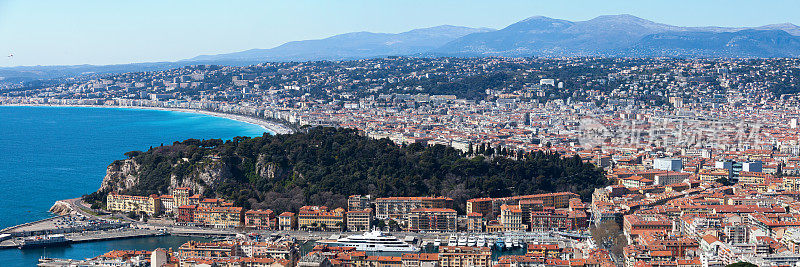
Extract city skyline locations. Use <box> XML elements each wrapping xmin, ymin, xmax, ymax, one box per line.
<box><xmin>1</xmin><ymin>0</ymin><xmax>800</xmax><ymax>67</ymax></box>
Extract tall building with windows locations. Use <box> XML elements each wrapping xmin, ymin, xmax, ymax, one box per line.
<box><xmin>375</xmin><ymin>196</ymin><xmax>453</xmax><ymax>220</ymax></box>
<box><xmin>172</xmin><ymin>187</ymin><xmax>192</xmax><ymax>213</ymax></box>
<box><xmin>348</xmin><ymin>195</ymin><xmax>372</xmax><ymax>211</ymax></box>
<box><xmin>278</xmin><ymin>212</ymin><xmax>296</xmax><ymax>231</ymax></box>
<box><xmin>245</xmin><ymin>209</ymin><xmax>275</xmax><ymax>230</ymax></box>
<box><xmin>500</xmin><ymin>204</ymin><xmax>524</xmax><ymax>232</ymax></box>
<box><xmin>406</xmin><ymin>208</ymin><xmax>457</xmax><ymax>232</ymax></box>
<box><xmin>346</xmin><ymin>208</ymin><xmax>373</xmax><ymax>232</ymax></box>
<box><xmin>466</xmin><ymin>198</ymin><xmax>493</xmax><ymax>219</ymax></box>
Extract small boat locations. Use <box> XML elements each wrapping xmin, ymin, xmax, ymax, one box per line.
<box><xmin>496</xmin><ymin>237</ymin><xmax>505</xmax><ymax>250</ymax></box>
<box><xmin>447</xmin><ymin>235</ymin><xmax>457</xmax><ymax>246</ymax></box>
<box><xmin>486</xmin><ymin>236</ymin><xmax>495</xmax><ymax>248</ymax></box>
<box><xmin>505</xmin><ymin>237</ymin><xmax>513</xmax><ymax>248</ymax></box>
<box><xmin>467</xmin><ymin>236</ymin><xmax>477</xmax><ymax>247</ymax></box>
<box><xmin>433</xmin><ymin>239</ymin><xmax>441</xmax><ymax>247</ymax></box>
<box><xmin>457</xmin><ymin>235</ymin><xmax>467</xmax><ymax>246</ymax></box>
<box><xmin>512</xmin><ymin>238</ymin><xmax>520</xmax><ymax>248</ymax></box>
<box><xmin>476</xmin><ymin>236</ymin><xmax>486</xmax><ymax>247</ymax></box>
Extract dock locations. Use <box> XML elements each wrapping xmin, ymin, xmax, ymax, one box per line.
<box><xmin>0</xmin><ymin>228</ymin><xmax>165</xmax><ymax>249</ymax></box>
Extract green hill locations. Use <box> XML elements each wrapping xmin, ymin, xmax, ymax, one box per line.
<box><xmin>87</xmin><ymin>127</ymin><xmax>608</xmax><ymax>213</ymax></box>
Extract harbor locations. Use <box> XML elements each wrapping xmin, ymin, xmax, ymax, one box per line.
<box><xmin>0</xmin><ymin>228</ymin><xmax>167</xmax><ymax>249</ymax></box>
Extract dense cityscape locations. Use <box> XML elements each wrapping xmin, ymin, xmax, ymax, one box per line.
<box><xmin>3</xmin><ymin>56</ymin><xmax>800</xmax><ymax>266</ymax></box>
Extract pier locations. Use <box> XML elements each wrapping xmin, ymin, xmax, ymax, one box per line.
<box><xmin>0</xmin><ymin>228</ymin><xmax>165</xmax><ymax>249</ymax></box>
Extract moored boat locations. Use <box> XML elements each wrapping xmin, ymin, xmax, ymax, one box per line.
<box><xmin>318</xmin><ymin>230</ymin><xmax>417</xmax><ymax>253</ymax></box>
<box><xmin>19</xmin><ymin>234</ymin><xmax>71</xmax><ymax>249</ymax></box>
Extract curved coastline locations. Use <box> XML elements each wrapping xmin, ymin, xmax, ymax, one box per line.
<box><xmin>0</xmin><ymin>104</ymin><xmax>294</xmax><ymax>135</ymax></box>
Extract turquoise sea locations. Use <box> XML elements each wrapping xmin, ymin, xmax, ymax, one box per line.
<box><xmin>0</xmin><ymin>106</ymin><xmax>268</xmax><ymax>266</ymax></box>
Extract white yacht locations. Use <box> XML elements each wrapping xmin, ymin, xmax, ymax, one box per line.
<box><xmin>467</xmin><ymin>236</ymin><xmax>477</xmax><ymax>247</ymax></box>
<box><xmin>320</xmin><ymin>230</ymin><xmax>418</xmax><ymax>253</ymax></box>
<box><xmin>433</xmin><ymin>239</ymin><xmax>441</xmax><ymax>247</ymax></box>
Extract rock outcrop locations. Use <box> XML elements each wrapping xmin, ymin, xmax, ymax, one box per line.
<box><xmin>256</xmin><ymin>154</ymin><xmax>279</xmax><ymax>180</ymax></box>
<box><xmin>97</xmin><ymin>158</ymin><xmax>234</xmax><ymax>196</ymax></box>
<box><xmin>49</xmin><ymin>201</ymin><xmax>73</xmax><ymax>216</ymax></box>
<box><xmin>98</xmin><ymin>159</ymin><xmax>140</xmax><ymax>193</ymax></box>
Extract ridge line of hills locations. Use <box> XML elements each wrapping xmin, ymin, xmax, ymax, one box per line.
<box><xmin>2</xmin><ymin>14</ymin><xmax>800</xmax><ymax>81</ymax></box>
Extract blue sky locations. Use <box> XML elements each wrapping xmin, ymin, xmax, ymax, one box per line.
<box><xmin>0</xmin><ymin>0</ymin><xmax>798</xmax><ymax>67</ymax></box>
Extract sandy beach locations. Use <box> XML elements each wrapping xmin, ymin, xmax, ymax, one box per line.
<box><xmin>0</xmin><ymin>104</ymin><xmax>295</xmax><ymax>135</ymax></box>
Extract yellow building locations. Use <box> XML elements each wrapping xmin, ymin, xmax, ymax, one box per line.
<box><xmin>172</xmin><ymin>187</ymin><xmax>192</xmax><ymax>211</ymax></box>
<box><xmin>466</xmin><ymin>198</ymin><xmax>493</xmax><ymax>218</ymax></box>
<box><xmin>739</xmin><ymin>171</ymin><xmax>771</xmax><ymax>186</ymax></box>
<box><xmin>106</xmin><ymin>192</ymin><xmax>162</xmax><ymax>215</ymax></box>
<box><xmin>784</xmin><ymin>177</ymin><xmax>800</xmax><ymax>191</ymax></box>
<box><xmin>298</xmin><ymin>206</ymin><xmax>345</xmax><ymax>230</ymax></box>
<box><xmin>698</xmin><ymin>169</ymin><xmax>729</xmax><ymax>183</ymax></box>
<box><xmin>278</xmin><ymin>212</ymin><xmax>296</xmax><ymax>231</ymax></box>
<box><xmin>500</xmin><ymin>204</ymin><xmax>524</xmax><ymax>232</ymax></box>
<box><xmin>466</xmin><ymin>212</ymin><xmax>484</xmax><ymax>232</ymax></box>
<box><xmin>194</xmin><ymin>206</ymin><xmax>244</xmax><ymax>228</ymax></box>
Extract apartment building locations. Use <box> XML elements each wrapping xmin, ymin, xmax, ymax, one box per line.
<box><xmin>466</xmin><ymin>198</ymin><xmax>493</xmax><ymax>219</ymax></box>
<box><xmin>438</xmin><ymin>246</ymin><xmax>491</xmax><ymax>267</ymax></box>
<box><xmin>177</xmin><ymin>205</ymin><xmax>196</xmax><ymax>225</ymax></box>
<box><xmin>623</xmin><ymin>214</ymin><xmax>672</xmax><ymax>244</ymax></box>
<box><xmin>346</xmin><ymin>208</ymin><xmax>373</xmax><ymax>232</ymax></box>
<box><xmin>406</xmin><ymin>208</ymin><xmax>457</xmax><ymax>232</ymax></box>
<box><xmin>466</xmin><ymin>213</ymin><xmax>484</xmax><ymax>232</ymax></box>
<box><xmin>348</xmin><ymin>195</ymin><xmax>371</xmax><ymax>211</ymax></box>
<box><xmin>467</xmin><ymin>192</ymin><xmax>579</xmax><ymax>219</ymax></box>
<box><xmin>194</xmin><ymin>206</ymin><xmax>244</xmax><ymax>228</ymax></box>
<box><xmin>375</xmin><ymin>197</ymin><xmax>453</xmax><ymax>220</ymax></box>
<box><xmin>278</xmin><ymin>212</ymin><xmax>296</xmax><ymax>231</ymax></box>
<box><xmin>245</xmin><ymin>209</ymin><xmax>275</xmax><ymax>230</ymax></box>
<box><xmin>298</xmin><ymin>206</ymin><xmax>345</xmax><ymax>230</ymax></box>
<box><xmin>106</xmin><ymin>192</ymin><xmax>162</xmax><ymax>215</ymax></box>
<box><xmin>500</xmin><ymin>204</ymin><xmax>524</xmax><ymax>232</ymax></box>
<box><xmin>172</xmin><ymin>187</ymin><xmax>192</xmax><ymax>213</ymax></box>
<box><xmin>178</xmin><ymin>241</ymin><xmax>240</xmax><ymax>258</ymax></box>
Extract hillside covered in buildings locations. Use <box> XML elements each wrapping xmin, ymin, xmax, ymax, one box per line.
<box><xmin>85</xmin><ymin>127</ymin><xmax>608</xmax><ymax>213</ymax></box>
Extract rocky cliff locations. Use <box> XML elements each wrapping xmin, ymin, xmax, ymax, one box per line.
<box><xmin>97</xmin><ymin>158</ymin><xmax>235</xmax><ymax>196</ymax></box>
<box><xmin>49</xmin><ymin>201</ymin><xmax>73</xmax><ymax>216</ymax></box>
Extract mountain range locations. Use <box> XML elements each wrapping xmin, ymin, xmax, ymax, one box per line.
<box><xmin>189</xmin><ymin>25</ymin><xmax>494</xmax><ymax>62</ymax></box>
<box><xmin>2</xmin><ymin>15</ymin><xmax>800</xmax><ymax>82</ymax></box>
<box><xmin>195</xmin><ymin>14</ymin><xmax>800</xmax><ymax>60</ymax></box>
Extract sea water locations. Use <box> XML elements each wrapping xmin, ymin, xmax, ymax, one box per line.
<box><xmin>0</xmin><ymin>106</ymin><xmax>268</xmax><ymax>266</ymax></box>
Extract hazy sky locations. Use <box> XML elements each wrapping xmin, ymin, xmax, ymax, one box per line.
<box><xmin>1</xmin><ymin>0</ymin><xmax>798</xmax><ymax>67</ymax></box>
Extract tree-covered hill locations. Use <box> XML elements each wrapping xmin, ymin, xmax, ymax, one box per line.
<box><xmin>88</xmin><ymin>127</ymin><xmax>608</xmax><ymax>213</ymax></box>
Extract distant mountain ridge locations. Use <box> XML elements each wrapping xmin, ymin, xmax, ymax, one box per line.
<box><xmin>436</xmin><ymin>14</ymin><xmax>800</xmax><ymax>57</ymax></box>
<box><xmin>189</xmin><ymin>25</ymin><xmax>494</xmax><ymax>62</ymax></box>
<box><xmin>2</xmin><ymin>15</ymin><xmax>800</xmax><ymax>82</ymax></box>
<box><xmin>194</xmin><ymin>14</ymin><xmax>800</xmax><ymax>61</ymax></box>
